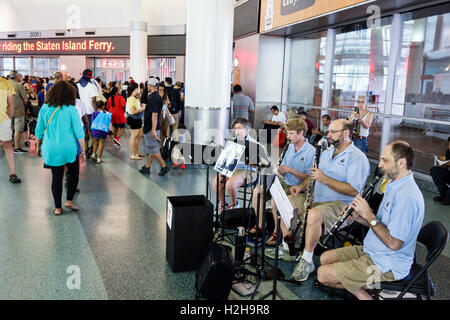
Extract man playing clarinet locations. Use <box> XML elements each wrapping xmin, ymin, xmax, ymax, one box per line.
<box><xmin>317</xmin><ymin>141</ymin><xmax>424</xmax><ymax>300</ymax></box>
<box><xmin>281</xmin><ymin>119</ymin><xmax>370</xmax><ymax>282</ymax></box>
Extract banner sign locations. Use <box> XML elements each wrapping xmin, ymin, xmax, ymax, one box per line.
<box><xmin>0</xmin><ymin>37</ymin><xmax>130</xmax><ymax>55</ymax></box>
<box><xmin>260</xmin><ymin>0</ymin><xmax>370</xmax><ymax>32</ymax></box>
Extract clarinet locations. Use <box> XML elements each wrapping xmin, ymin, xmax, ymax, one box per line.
<box><xmin>318</xmin><ymin>170</ymin><xmax>383</xmax><ymax>249</ymax></box>
<box><xmin>298</xmin><ymin>137</ymin><xmax>329</xmax><ymax>248</ymax></box>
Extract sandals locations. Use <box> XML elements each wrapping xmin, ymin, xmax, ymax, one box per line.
<box><xmin>266</xmin><ymin>232</ymin><xmax>278</xmax><ymax>246</ymax></box>
<box><xmin>53</xmin><ymin>208</ymin><xmax>63</xmax><ymax>215</ymax></box>
<box><xmin>248</xmin><ymin>226</ymin><xmax>263</xmax><ymax>235</ymax></box>
<box><xmin>64</xmin><ymin>202</ymin><xmax>79</xmax><ymax>211</ymax></box>
<box><xmin>130</xmin><ymin>155</ymin><xmax>142</xmax><ymax>160</ymax></box>
<box><xmin>218</xmin><ymin>202</ymin><xmax>228</xmax><ymax>211</ymax></box>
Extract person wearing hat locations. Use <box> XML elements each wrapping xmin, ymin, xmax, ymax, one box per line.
<box><xmin>139</xmin><ymin>77</ymin><xmax>169</xmax><ymax>176</ymax></box>
<box><xmin>76</xmin><ymin>69</ymin><xmax>99</xmax><ymax>158</ymax></box>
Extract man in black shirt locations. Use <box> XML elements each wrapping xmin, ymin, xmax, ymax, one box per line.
<box><xmin>165</xmin><ymin>77</ymin><xmax>181</xmax><ymax>131</ymax></box>
<box><xmin>430</xmin><ymin>136</ymin><xmax>450</xmax><ymax>205</ymax></box>
<box><xmin>139</xmin><ymin>78</ymin><xmax>169</xmax><ymax>176</ymax></box>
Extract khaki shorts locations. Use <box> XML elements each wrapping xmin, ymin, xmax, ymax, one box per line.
<box><xmin>0</xmin><ymin>119</ymin><xmax>12</xmax><ymax>141</ymax></box>
<box><xmin>289</xmin><ymin>193</ymin><xmax>348</xmax><ymax>233</ymax></box>
<box><xmin>334</xmin><ymin>245</ymin><xmax>395</xmax><ymax>294</ymax></box>
<box><xmin>12</xmin><ymin>116</ymin><xmax>25</xmax><ymax>132</ymax></box>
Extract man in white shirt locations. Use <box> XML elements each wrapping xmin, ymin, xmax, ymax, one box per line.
<box><xmin>76</xmin><ymin>69</ymin><xmax>99</xmax><ymax>157</ymax></box>
<box><xmin>263</xmin><ymin>105</ymin><xmax>286</xmax><ymax>142</ymax></box>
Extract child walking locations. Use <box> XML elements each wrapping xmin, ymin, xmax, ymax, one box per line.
<box><xmin>91</xmin><ymin>101</ymin><xmax>109</xmax><ymax>164</ymax></box>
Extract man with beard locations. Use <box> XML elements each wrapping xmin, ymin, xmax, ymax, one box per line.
<box><xmin>317</xmin><ymin>141</ymin><xmax>424</xmax><ymax>300</ymax></box>
<box><xmin>285</xmin><ymin>119</ymin><xmax>370</xmax><ymax>282</ymax></box>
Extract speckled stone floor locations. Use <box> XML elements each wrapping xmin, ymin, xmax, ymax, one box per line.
<box><xmin>0</xmin><ymin>133</ymin><xmax>448</xmax><ymax>300</ymax></box>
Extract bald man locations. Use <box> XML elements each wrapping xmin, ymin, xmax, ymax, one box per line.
<box><xmin>275</xmin><ymin>119</ymin><xmax>370</xmax><ymax>282</ymax></box>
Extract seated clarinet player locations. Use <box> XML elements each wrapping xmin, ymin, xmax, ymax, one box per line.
<box><xmin>275</xmin><ymin>119</ymin><xmax>370</xmax><ymax>282</ymax></box>
<box><xmin>250</xmin><ymin>119</ymin><xmax>315</xmax><ymax>254</ymax></box>
<box><xmin>317</xmin><ymin>141</ymin><xmax>424</xmax><ymax>300</ymax></box>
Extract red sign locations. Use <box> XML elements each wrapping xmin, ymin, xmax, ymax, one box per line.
<box><xmin>0</xmin><ymin>37</ymin><xmax>129</xmax><ymax>55</ymax></box>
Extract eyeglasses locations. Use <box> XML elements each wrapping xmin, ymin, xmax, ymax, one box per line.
<box><xmin>328</xmin><ymin>129</ymin><xmax>345</xmax><ymax>134</ymax></box>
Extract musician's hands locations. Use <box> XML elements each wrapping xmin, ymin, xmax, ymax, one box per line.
<box><xmin>349</xmin><ymin>195</ymin><xmax>376</xmax><ymax>224</ymax></box>
<box><xmin>309</xmin><ymin>167</ymin><xmax>326</xmax><ymax>183</ymax></box>
<box><xmin>277</xmin><ymin>165</ymin><xmax>290</xmax><ymax>175</ymax></box>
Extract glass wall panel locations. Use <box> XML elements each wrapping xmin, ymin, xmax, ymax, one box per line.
<box><xmin>392</xmin><ymin>11</ymin><xmax>450</xmax><ymax>171</ymax></box>
<box><xmin>332</xmin><ymin>19</ymin><xmax>392</xmax><ymax>159</ymax></box>
<box><xmin>287</xmin><ymin>31</ymin><xmax>327</xmax><ymax>106</ymax></box>
<box><xmin>15</xmin><ymin>57</ymin><xmax>31</xmax><ymax>75</ymax></box>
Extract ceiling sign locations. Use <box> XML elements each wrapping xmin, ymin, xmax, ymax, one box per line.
<box><xmin>260</xmin><ymin>0</ymin><xmax>370</xmax><ymax>32</ymax></box>
<box><xmin>0</xmin><ymin>37</ymin><xmax>130</xmax><ymax>55</ymax></box>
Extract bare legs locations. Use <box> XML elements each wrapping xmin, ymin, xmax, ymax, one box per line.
<box><xmin>0</xmin><ymin>140</ymin><xmax>15</xmax><ymax>175</ymax></box>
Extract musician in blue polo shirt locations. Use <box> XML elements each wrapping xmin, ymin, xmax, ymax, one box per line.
<box><xmin>317</xmin><ymin>141</ymin><xmax>424</xmax><ymax>300</ymax></box>
<box><xmin>285</xmin><ymin>118</ymin><xmax>370</xmax><ymax>281</ymax></box>
<box><xmin>251</xmin><ymin>119</ymin><xmax>315</xmax><ymax>260</ymax></box>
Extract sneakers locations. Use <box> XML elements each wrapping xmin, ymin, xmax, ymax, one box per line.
<box><xmin>179</xmin><ymin>163</ymin><xmax>186</xmax><ymax>170</ymax></box>
<box><xmin>228</xmin><ymin>201</ymin><xmax>240</xmax><ymax>209</ymax></box>
<box><xmin>291</xmin><ymin>258</ymin><xmax>315</xmax><ymax>282</ymax></box>
<box><xmin>265</xmin><ymin>246</ymin><xmax>296</xmax><ymax>262</ymax></box>
<box><xmin>14</xmin><ymin>148</ymin><xmax>28</xmax><ymax>154</ymax></box>
<box><xmin>9</xmin><ymin>174</ymin><xmax>21</xmax><ymax>184</ymax></box>
<box><xmin>158</xmin><ymin>166</ymin><xmax>169</xmax><ymax>176</ymax></box>
<box><xmin>113</xmin><ymin>137</ymin><xmax>121</xmax><ymax>147</ymax></box>
<box><xmin>139</xmin><ymin>165</ymin><xmax>150</xmax><ymax>174</ymax></box>
<box><xmin>97</xmin><ymin>157</ymin><xmax>103</xmax><ymax>164</ymax></box>
<box><xmin>172</xmin><ymin>163</ymin><xmax>179</xmax><ymax>169</ymax></box>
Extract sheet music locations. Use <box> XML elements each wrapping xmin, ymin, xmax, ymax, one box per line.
<box><xmin>270</xmin><ymin>177</ymin><xmax>294</xmax><ymax>230</ymax></box>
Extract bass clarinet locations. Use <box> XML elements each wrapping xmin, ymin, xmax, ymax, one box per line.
<box><xmin>318</xmin><ymin>170</ymin><xmax>383</xmax><ymax>249</ymax></box>
<box><xmin>297</xmin><ymin>137</ymin><xmax>329</xmax><ymax>249</ymax></box>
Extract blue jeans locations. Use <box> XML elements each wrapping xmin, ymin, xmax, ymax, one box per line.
<box><xmin>353</xmin><ymin>137</ymin><xmax>368</xmax><ymax>153</ymax></box>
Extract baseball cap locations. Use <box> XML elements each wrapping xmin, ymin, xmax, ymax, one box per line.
<box><xmin>148</xmin><ymin>77</ymin><xmax>159</xmax><ymax>86</ymax></box>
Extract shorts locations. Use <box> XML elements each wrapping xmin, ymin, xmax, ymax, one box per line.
<box><xmin>333</xmin><ymin>245</ymin><xmax>395</xmax><ymax>294</ymax></box>
<box><xmin>127</xmin><ymin>116</ymin><xmax>142</xmax><ymax>130</ymax></box>
<box><xmin>143</xmin><ymin>130</ymin><xmax>160</xmax><ymax>155</ymax></box>
<box><xmin>0</xmin><ymin>119</ymin><xmax>12</xmax><ymax>141</ymax></box>
<box><xmin>12</xmin><ymin>116</ymin><xmax>25</xmax><ymax>132</ymax></box>
<box><xmin>112</xmin><ymin>123</ymin><xmax>126</xmax><ymax>129</ymax></box>
<box><xmin>289</xmin><ymin>193</ymin><xmax>348</xmax><ymax>234</ymax></box>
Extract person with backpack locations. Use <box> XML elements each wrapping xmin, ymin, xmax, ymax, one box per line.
<box><xmin>164</xmin><ymin>77</ymin><xmax>181</xmax><ymax>132</ymax></box>
<box><xmin>91</xmin><ymin>100</ymin><xmax>109</xmax><ymax>164</ymax></box>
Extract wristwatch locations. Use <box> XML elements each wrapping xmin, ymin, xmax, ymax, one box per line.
<box><xmin>370</xmin><ymin>219</ymin><xmax>379</xmax><ymax>228</ymax></box>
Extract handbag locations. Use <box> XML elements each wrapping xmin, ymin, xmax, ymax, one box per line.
<box><xmin>272</xmin><ymin>129</ymin><xmax>286</xmax><ymax>147</ymax></box>
<box><xmin>90</xmin><ymin>111</ymin><xmax>112</xmax><ymax>133</ymax></box>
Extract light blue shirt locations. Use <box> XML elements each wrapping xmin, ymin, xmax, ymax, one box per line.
<box><xmin>363</xmin><ymin>173</ymin><xmax>424</xmax><ymax>280</ymax></box>
<box><xmin>314</xmin><ymin>142</ymin><xmax>370</xmax><ymax>204</ymax></box>
<box><xmin>281</xmin><ymin>141</ymin><xmax>315</xmax><ymax>186</ymax></box>
<box><xmin>35</xmin><ymin>104</ymin><xmax>85</xmax><ymax>166</ymax></box>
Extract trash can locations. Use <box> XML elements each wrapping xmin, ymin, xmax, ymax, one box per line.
<box><xmin>166</xmin><ymin>195</ymin><xmax>214</xmax><ymax>272</ymax></box>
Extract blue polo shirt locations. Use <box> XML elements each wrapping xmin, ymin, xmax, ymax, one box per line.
<box><xmin>281</xmin><ymin>141</ymin><xmax>315</xmax><ymax>186</ymax></box>
<box><xmin>363</xmin><ymin>173</ymin><xmax>424</xmax><ymax>280</ymax></box>
<box><xmin>314</xmin><ymin>142</ymin><xmax>370</xmax><ymax>204</ymax></box>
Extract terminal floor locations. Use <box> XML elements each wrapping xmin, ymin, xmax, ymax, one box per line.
<box><xmin>0</xmin><ymin>135</ymin><xmax>449</xmax><ymax>300</ymax></box>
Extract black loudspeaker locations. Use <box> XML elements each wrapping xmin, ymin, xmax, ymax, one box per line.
<box><xmin>196</xmin><ymin>243</ymin><xmax>233</xmax><ymax>300</ymax></box>
<box><xmin>166</xmin><ymin>195</ymin><xmax>213</xmax><ymax>272</ymax></box>
<box><xmin>223</xmin><ymin>208</ymin><xmax>256</xmax><ymax>229</ymax></box>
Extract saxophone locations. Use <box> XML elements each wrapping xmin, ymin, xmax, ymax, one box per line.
<box><xmin>297</xmin><ymin>137</ymin><xmax>329</xmax><ymax>249</ymax></box>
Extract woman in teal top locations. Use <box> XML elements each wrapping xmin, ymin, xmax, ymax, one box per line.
<box><xmin>35</xmin><ymin>81</ymin><xmax>86</xmax><ymax>215</ymax></box>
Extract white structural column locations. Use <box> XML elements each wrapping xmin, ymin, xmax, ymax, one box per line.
<box><xmin>321</xmin><ymin>28</ymin><xmax>336</xmax><ymax>114</ymax></box>
<box><xmin>185</xmin><ymin>0</ymin><xmax>234</xmax><ymax>145</ymax></box>
<box><xmin>130</xmin><ymin>0</ymin><xmax>148</xmax><ymax>83</ymax></box>
<box><xmin>381</xmin><ymin>13</ymin><xmax>404</xmax><ymax>151</ymax></box>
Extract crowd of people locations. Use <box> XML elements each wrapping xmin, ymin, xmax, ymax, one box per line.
<box><xmin>0</xmin><ymin>68</ymin><xmax>185</xmax><ymax>213</ymax></box>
